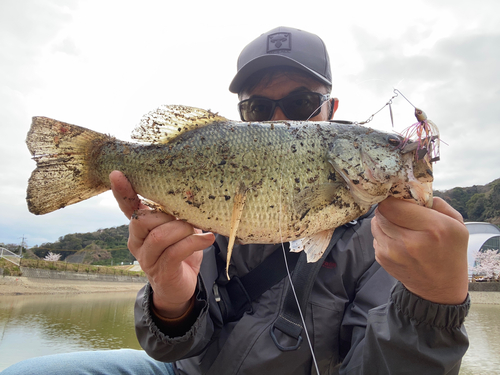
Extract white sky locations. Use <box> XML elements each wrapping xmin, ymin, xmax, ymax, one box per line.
<box><xmin>1</xmin><ymin>0</ymin><xmax>499</xmax><ymax>247</ymax></box>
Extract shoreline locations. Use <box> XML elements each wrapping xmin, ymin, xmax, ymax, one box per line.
<box><xmin>468</xmin><ymin>291</ymin><xmax>500</xmax><ymax>305</ymax></box>
<box><xmin>2</xmin><ymin>276</ymin><xmax>500</xmax><ymax>304</ymax></box>
<box><xmin>0</xmin><ymin>276</ymin><xmax>145</xmax><ymax>296</ymax></box>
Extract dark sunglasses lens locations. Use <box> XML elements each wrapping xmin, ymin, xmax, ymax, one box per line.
<box><xmin>240</xmin><ymin>98</ymin><xmax>274</xmax><ymax>121</ymax></box>
<box><xmin>282</xmin><ymin>93</ymin><xmax>322</xmax><ymax>120</ymax></box>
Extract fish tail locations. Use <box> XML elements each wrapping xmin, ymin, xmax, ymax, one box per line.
<box><xmin>26</xmin><ymin>117</ymin><xmax>112</xmax><ymax>215</ymax></box>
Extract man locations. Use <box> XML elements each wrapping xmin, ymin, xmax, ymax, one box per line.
<box><xmin>113</xmin><ymin>26</ymin><xmax>470</xmax><ymax>374</ymax></box>
<box><xmin>3</xmin><ymin>26</ymin><xmax>469</xmax><ymax>375</ymax></box>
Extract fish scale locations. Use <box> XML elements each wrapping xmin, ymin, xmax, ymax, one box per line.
<box><xmin>92</xmin><ymin>122</ymin><xmax>361</xmax><ymax>244</ymax></box>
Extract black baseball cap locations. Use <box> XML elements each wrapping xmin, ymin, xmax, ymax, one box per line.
<box><xmin>229</xmin><ymin>26</ymin><xmax>332</xmax><ymax>94</ymax></box>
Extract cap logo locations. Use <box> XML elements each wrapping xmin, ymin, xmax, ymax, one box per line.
<box><xmin>267</xmin><ymin>32</ymin><xmax>291</xmax><ymax>53</ymax></box>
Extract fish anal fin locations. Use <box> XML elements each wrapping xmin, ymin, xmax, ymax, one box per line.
<box><xmin>302</xmin><ymin>229</ymin><xmax>335</xmax><ymax>263</ymax></box>
<box><xmin>226</xmin><ymin>183</ymin><xmax>248</xmax><ymax>279</ymax></box>
<box><xmin>132</xmin><ymin>105</ymin><xmax>229</xmax><ymax>144</ymax></box>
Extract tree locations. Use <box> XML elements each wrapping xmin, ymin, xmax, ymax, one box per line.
<box><xmin>471</xmin><ymin>250</ymin><xmax>500</xmax><ymax>279</ymax></box>
<box><xmin>44</xmin><ymin>251</ymin><xmax>62</xmax><ymax>262</ymax></box>
<box><xmin>484</xmin><ymin>183</ymin><xmax>500</xmax><ymax>219</ymax></box>
<box><xmin>0</xmin><ymin>243</ymin><xmax>21</xmax><ymax>252</ymax></box>
<box><xmin>446</xmin><ymin>187</ymin><xmax>469</xmax><ymax>219</ymax></box>
<box><xmin>466</xmin><ymin>193</ymin><xmax>487</xmax><ymax>221</ymax></box>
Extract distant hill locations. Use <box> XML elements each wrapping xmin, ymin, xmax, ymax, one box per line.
<box><xmin>20</xmin><ymin>178</ymin><xmax>500</xmax><ymax>265</ymax></box>
<box><xmin>434</xmin><ymin>178</ymin><xmax>500</xmax><ymax>226</ymax></box>
<box><xmin>28</xmin><ymin>225</ymin><xmax>134</xmax><ymax>266</ymax></box>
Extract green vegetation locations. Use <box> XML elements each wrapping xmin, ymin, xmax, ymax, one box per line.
<box><xmin>0</xmin><ymin>258</ymin><xmax>145</xmax><ymax>277</ymax></box>
<box><xmin>434</xmin><ymin>178</ymin><xmax>500</xmax><ymax>225</ymax></box>
<box><xmin>0</xmin><ymin>260</ymin><xmax>21</xmax><ymax>276</ymax></box>
<box><xmin>25</xmin><ymin>225</ymin><xmax>136</xmax><ymax>265</ymax></box>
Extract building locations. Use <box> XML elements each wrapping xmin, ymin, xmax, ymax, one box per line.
<box><xmin>465</xmin><ymin>222</ymin><xmax>500</xmax><ymax>277</ymax></box>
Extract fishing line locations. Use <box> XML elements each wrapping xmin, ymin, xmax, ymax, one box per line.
<box><xmin>356</xmin><ymin>91</ymin><xmax>399</xmax><ymax>126</ymax></box>
<box><xmin>393</xmin><ymin>88</ymin><xmax>417</xmax><ymax>108</ymax></box>
<box><xmin>278</xmin><ymin>164</ymin><xmax>321</xmax><ymax>375</ymax></box>
<box><xmin>306</xmin><ymin>97</ymin><xmax>332</xmax><ymax>121</ymax></box>
<box><xmin>354</xmin><ymin>88</ymin><xmax>416</xmax><ymax>128</ymax></box>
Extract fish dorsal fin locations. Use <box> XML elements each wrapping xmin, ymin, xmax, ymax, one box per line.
<box><xmin>132</xmin><ymin>105</ymin><xmax>229</xmax><ymax>144</ymax></box>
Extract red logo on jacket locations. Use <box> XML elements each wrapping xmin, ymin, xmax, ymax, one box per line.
<box><xmin>322</xmin><ymin>261</ymin><xmax>337</xmax><ymax>269</ymax></box>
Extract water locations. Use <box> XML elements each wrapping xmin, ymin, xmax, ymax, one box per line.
<box><xmin>0</xmin><ymin>293</ymin><xmax>499</xmax><ymax>373</ymax></box>
<box><xmin>460</xmin><ymin>303</ymin><xmax>500</xmax><ymax>375</ymax></box>
<box><xmin>0</xmin><ymin>292</ymin><xmax>141</xmax><ymax>371</ymax></box>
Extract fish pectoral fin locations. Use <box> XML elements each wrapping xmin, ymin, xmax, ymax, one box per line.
<box><xmin>226</xmin><ymin>183</ymin><xmax>248</xmax><ymax>279</ymax></box>
<box><xmin>293</xmin><ymin>182</ymin><xmax>340</xmax><ymax>219</ymax></box>
<box><xmin>131</xmin><ymin>105</ymin><xmax>229</xmax><ymax>144</ymax></box>
<box><xmin>301</xmin><ymin>229</ymin><xmax>335</xmax><ymax>263</ymax></box>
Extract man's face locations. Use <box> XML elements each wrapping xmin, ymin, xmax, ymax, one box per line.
<box><xmin>239</xmin><ymin>72</ymin><xmax>337</xmax><ymax>121</ymax></box>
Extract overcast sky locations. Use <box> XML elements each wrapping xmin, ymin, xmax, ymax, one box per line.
<box><xmin>1</xmin><ymin>0</ymin><xmax>499</xmax><ymax>247</ymax></box>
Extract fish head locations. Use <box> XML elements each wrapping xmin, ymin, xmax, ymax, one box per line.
<box><xmin>328</xmin><ymin>128</ymin><xmax>434</xmax><ymax>208</ymax></box>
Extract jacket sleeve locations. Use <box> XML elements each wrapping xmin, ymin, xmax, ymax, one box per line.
<box><xmin>134</xmin><ymin>246</ymin><xmax>222</xmax><ymax>362</ymax></box>
<box><xmin>339</xmin><ymin>269</ymin><xmax>470</xmax><ymax>375</ymax></box>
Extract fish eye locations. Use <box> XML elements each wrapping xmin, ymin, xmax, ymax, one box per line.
<box><xmin>387</xmin><ymin>135</ymin><xmax>401</xmax><ymax>147</ymax></box>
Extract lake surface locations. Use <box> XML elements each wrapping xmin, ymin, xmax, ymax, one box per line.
<box><xmin>0</xmin><ymin>292</ymin><xmax>141</xmax><ymax>371</ymax></box>
<box><xmin>0</xmin><ymin>292</ymin><xmax>499</xmax><ymax>373</ymax></box>
<box><xmin>460</xmin><ymin>303</ymin><xmax>500</xmax><ymax>375</ymax></box>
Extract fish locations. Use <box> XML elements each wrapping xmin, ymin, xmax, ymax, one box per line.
<box><xmin>26</xmin><ymin>105</ymin><xmax>435</xmax><ymax>272</ymax></box>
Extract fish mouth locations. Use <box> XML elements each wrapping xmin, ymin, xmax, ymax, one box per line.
<box><xmin>386</xmin><ymin>154</ymin><xmax>434</xmax><ymax>207</ymax></box>
<box><xmin>389</xmin><ymin>179</ymin><xmax>433</xmax><ymax>208</ymax></box>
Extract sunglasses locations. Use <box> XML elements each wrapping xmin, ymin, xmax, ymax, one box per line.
<box><xmin>238</xmin><ymin>92</ymin><xmax>331</xmax><ymax>122</ymax></box>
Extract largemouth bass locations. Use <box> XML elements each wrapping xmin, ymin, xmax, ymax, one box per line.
<box><xmin>26</xmin><ymin>105</ymin><xmax>434</xmax><ymax>267</ymax></box>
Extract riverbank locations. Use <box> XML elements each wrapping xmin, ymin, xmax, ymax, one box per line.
<box><xmin>468</xmin><ymin>282</ymin><xmax>500</xmax><ymax>304</ymax></box>
<box><xmin>468</xmin><ymin>291</ymin><xmax>500</xmax><ymax>304</ymax></box>
<box><xmin>1</xmin><ymin>276</ymin><xmax>500</xmax><ymax>304</ymax></box>
<box><xmin>0</xmin><ymin>276</ymin><xmax>145</xmax><ymax>295</ymax></box>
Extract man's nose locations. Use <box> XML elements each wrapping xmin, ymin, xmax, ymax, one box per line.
<box><xmin>270</xmin><ymin>107</ymin><xmax>288</xmax><ymax>121</ymax></box>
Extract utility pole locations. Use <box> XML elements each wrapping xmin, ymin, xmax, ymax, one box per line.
<box><xmin>19</xmin><ymin>235</ymin><xmax>26</xmax><ymax>257</ymax></box>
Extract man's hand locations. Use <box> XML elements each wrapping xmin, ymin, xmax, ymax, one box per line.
<box><xmin>371</xmin><ymin>197</ymin><xmax>469</xmax><ymax>305</ymax></box>
<box><xmin>109</xmin><ymin>171</ymin><xmax>215</xmax><ymax>318</ymax></box>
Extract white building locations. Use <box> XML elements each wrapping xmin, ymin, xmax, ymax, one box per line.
<box><xmin>465</xmin><ymin>222</ymin><xmax>500</xmax><ymax>277</ymax></box>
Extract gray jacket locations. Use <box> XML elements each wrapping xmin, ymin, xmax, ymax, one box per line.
<box><xmin>134</xmin><ymin>214</ymin><xmax>470</xmax><ymax>374</ymax></box>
